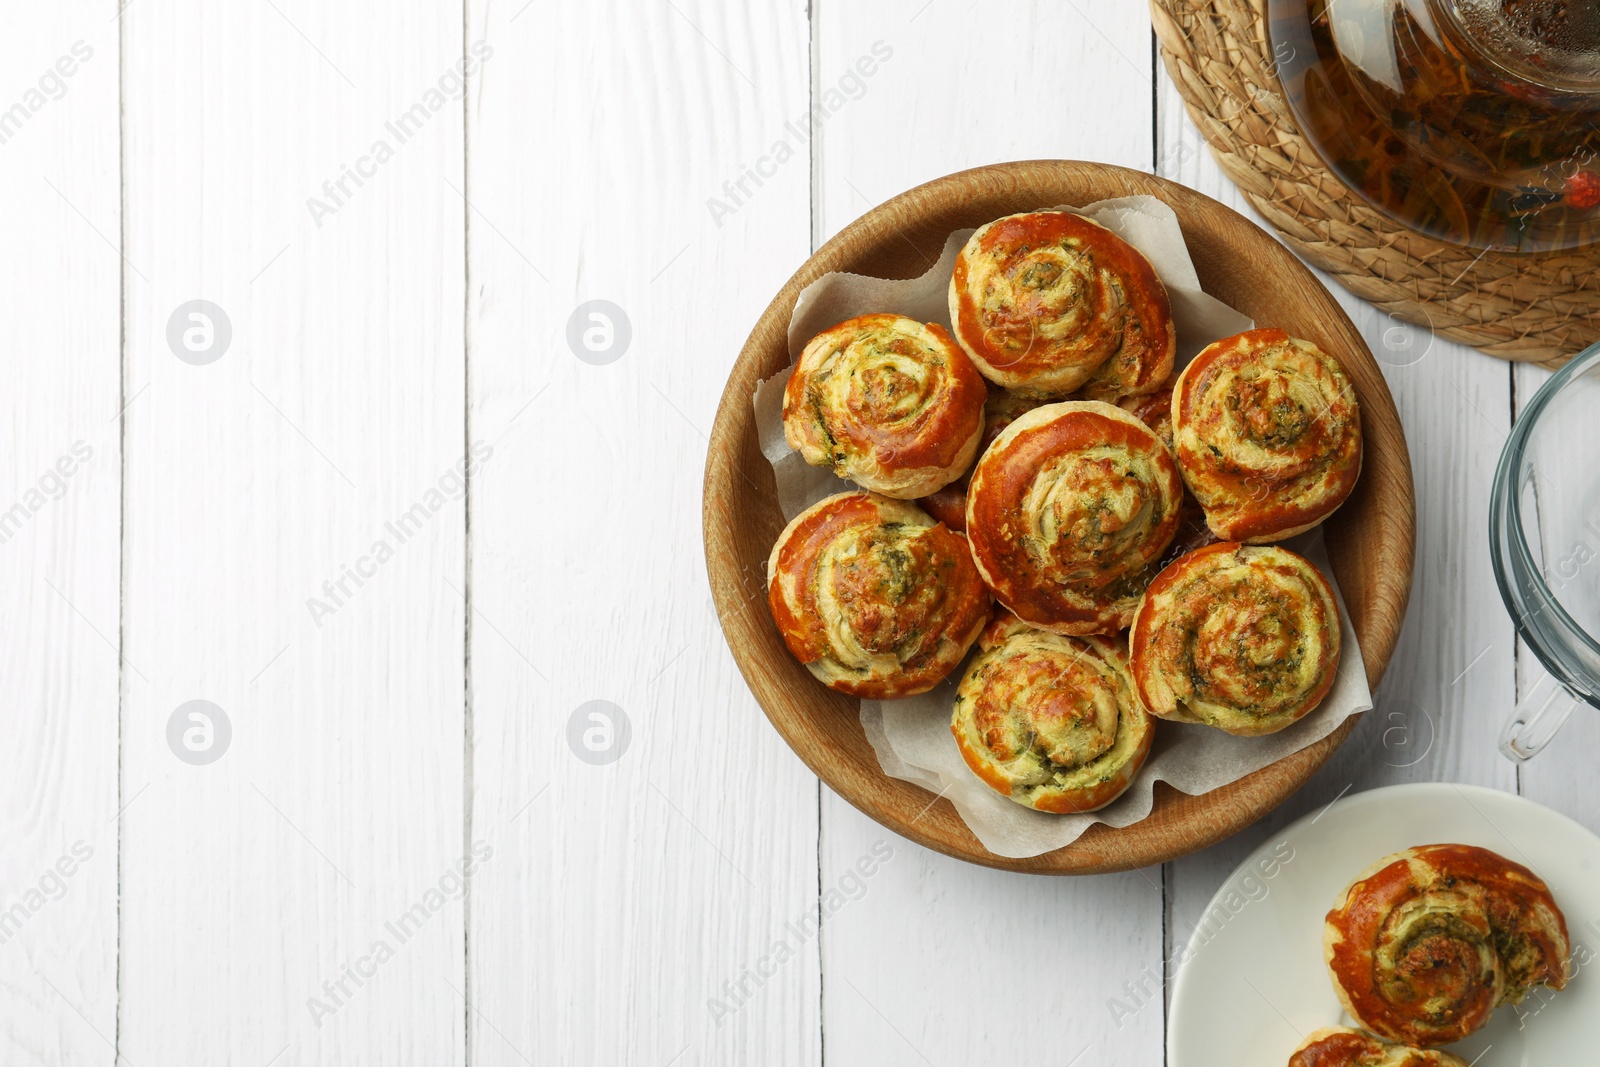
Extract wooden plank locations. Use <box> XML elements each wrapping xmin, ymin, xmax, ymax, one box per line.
<box><xmin>0</xmin><ymin>7</ymin><xmax>121</xmax><ymax>1064</ymax></box>
<box><xmin>461</xmin><ymin>1</ymin><xmax>819</xmax><ymax>1064</ymax></box>
<box><xmin>820</xmin><ymin>813</ymin><xmax>1167</xmax><ymax>1063</ymax></box>
<box><xmin>1156</xmin><ymin>67</ymin><xmax>1517</xmax><ymax>976</ymax></box>
<box><xmin>812</xmin><ymin>4</ymin><xmax>1165</xmax><ymax>1063</ymax></box>
<box><xmin>118</xmin><ymin>2</ymin><xmax>466</xmax><ymax>1061</ymax></box>
<box><xmin>815</xmin><ymin>0</ymin><xmax>1159</xmax><ymax>235</ymax></box>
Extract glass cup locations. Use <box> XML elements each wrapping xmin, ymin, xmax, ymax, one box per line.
<box><xmin>1491</xmin><ymin>340</ymin><xmax>1600</xmax><ymax>759</ymax></box>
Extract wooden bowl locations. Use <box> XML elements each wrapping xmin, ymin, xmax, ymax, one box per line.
<box><xmin>703</xmin><ymin>160</ymin><xmax>1416</xmax><ymax>874</ymax></box>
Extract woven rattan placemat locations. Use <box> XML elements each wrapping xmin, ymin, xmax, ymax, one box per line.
<box><xmin>1152</xmin><ymin>0</ymin><xmax>1599</xmax><ymax>368</ymax></box>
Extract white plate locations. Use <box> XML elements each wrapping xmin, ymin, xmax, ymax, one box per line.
<box><xmin>1167</xmin><ymin>783</ymin><xmax>1600</xmax><ymax>1066</ymax></box>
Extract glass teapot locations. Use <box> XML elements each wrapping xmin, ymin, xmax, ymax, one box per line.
<box><xmin>1269</xmin><ymin>0</ymin><xmax>1600</xmax><ymax>252</ymax></box>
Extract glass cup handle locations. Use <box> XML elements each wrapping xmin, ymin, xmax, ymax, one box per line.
<box><xmin>1500</xmin><ymin>675</ymin><xmax>1583</xmax><ymax>762</ymax></box>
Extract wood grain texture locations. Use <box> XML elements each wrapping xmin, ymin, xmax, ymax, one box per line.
<box><xmin>119</xmin><ymin>3</ymin><xmax>466</xmax><ymax>1062</ymax></box>
<box><xmin>6</xmin><ymin>2</ymin><xmax>1584</xmax><ymax>1062</ymax></box>
<box><xmin>463</xmin><ymin>2</ymin><xmax>822</xmax><ymax>1065</ymax></box>
<box><xmin>0</xmin><ymin>6</ymin><xmax>120</xmax><ymax>1064</ymax></box>
<box><xmin>705</xmin><ymin>157</ymin><xmax>1417</xmax><ymax>875</ymax></box>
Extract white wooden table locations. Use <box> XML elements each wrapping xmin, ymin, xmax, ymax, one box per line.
<box><xmin>3</xmin><ymin>2</ymin><xmax>1591</xmax><ymax>1063</ymax></box>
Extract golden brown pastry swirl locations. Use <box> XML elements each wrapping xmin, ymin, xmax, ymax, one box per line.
<box><xmin>1172</xmin><ymin>328</ymin><xmax>1362</xmax><ymax>543</ymax></box>
<box><xmin>1286</xmin><ymin>1027</ymin><xmax>1468</xmax><ymax>1067</ymax></box>
<box><xmin>783</xmin><ymin>313</ymin><xmax>987</xmax><ymax>498</ymax></box>
<box><xmin>951</xmin><ymin>612</ymin><xmax>1153</xmax><ymax>813</ymax></box>
<box><xmin>965</xmin><ymin>401</ymin><xmax>1184</xmax><ymax>635</ymax></box>
<box><xmin>1129</xmin><ymin>542</ymin><xmax>1341</xmax><ymax>735</ymax></box>
<box><xmin>766</xmin><ymin>492</ymin><xmax>991</xmax><ymax>699</ymax></box>
<box><xmin>1323</xmin><ymin>844</ymin><xmax>1570</xmax><ymax>1047</ymax></box>
<box><xmin>949</xmin><ymin>211</ymin><xmax>1175</xmax><ymax>400</ymax></box>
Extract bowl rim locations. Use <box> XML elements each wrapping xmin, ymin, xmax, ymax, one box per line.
<box><xmin>1492</xmin><ymin>339</ymin><xmax>1600</xmax><ymax>685</ymax></box>
<box><xmin>703</xmin><ymin>159</ymin><xmax>1416</xmax><ymax>874</ymax></box>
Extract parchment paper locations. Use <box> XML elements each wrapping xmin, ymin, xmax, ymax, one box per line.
<box><xmin>753</xmin><ymin>197</ymin><xmax>1372</xmax><ymax>859</ymax></box>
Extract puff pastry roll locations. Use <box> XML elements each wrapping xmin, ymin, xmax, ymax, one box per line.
<box><xmin>1324</xmin><ymin>844</ymin><xmax>1570</xmax><ymax>1047</ymax></box>
<box><xmin>1129</xmin><ymin>543</ymin><xmax>1341</xmax><ymax>735</ymax></box>
<box><xmin>1117</xmin><ymin>381</ymin><xmax>1177</xmax><ymax>449</ymax></box>
<box><xmin>980</xmin><ymin>386</ymin><xmax>1045</xmax><ymax>441</ymax></box>
<box><xmin>783</xmin><ymin>313</ymin><xmax>988</xmax><ymax>498</ymax></box>
<box><xmin>951</xmin><ymin>612</ymin><xmax>1153</xmax><ymax>813</ymax></box>
<box><xmin>1172</xmin><ymin>328</ymin><xmax>1363</xmax><ymax>543</ymax></box>
<box><xmin>767</xmin><ymin>491</ymin><xmax>991</xmax><ymax>699</ymax></box>
<box><xmin>966</xmin><ymin>401</ymin><xmax>1184</xmax><ymax>635</ymax></box>
<box><xmin>949</xmin><ymin>211</ymin><xmax>1176</xmax><ymax>400</ymax></box>
<box><xmin>1286</xmin><ymin>1027</ymin><xmax>1468</xmax><ymax>1067</ymax></box>
<box><xmin>915</xmin><ymin>483</ymin><xmax>970</xmax><ymax>534</ymax></box>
